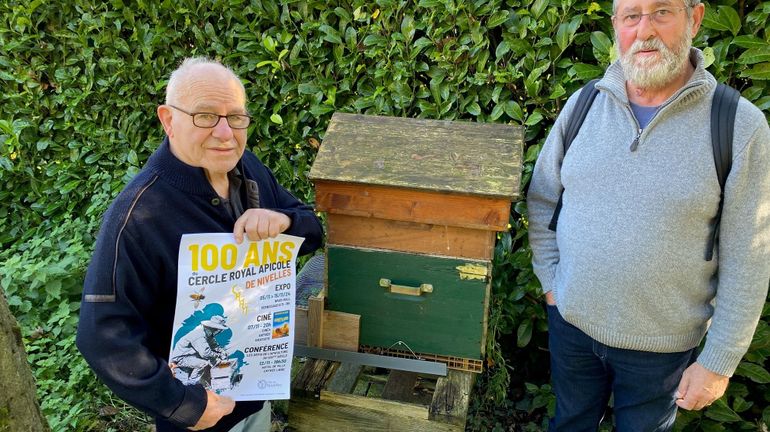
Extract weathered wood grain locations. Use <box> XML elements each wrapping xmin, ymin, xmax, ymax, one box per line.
<box><xmin>382</xmin><ymin>370</ymin><xmax>420</xmax><ymax>403</ymax></box>
<box><xmin>307</xmin><ymin>293</ymin><xmax>325</xmax><ymax>348</ymax></box>
<box><xmin>289</xmin><ymin>397</ymin><xmax>462</xmax><ymax>432</ymax></box>
<box><xmin>291</xmin><ymin>358</ymin><xmax>338</xmax><ymax>397</ymax></box>
<box><xmin>320</xmin><ymin>390</ymin><xmax>429</xmax><ymax>420</ymax></box>
<box><xmin>327</xmin><ymin>214</ymin><xmax>495</xmax><ymax>260</ymax></box>
<box><xmin>325</xmin><ymin>363</ymin><xmax>363</xmax><ymax>394</ymax></box>
<box><xmin>295</xmin><ymin>306</ymin><xmax>360</xmax><ymax>352</ymax></box>
<box><xmin>309</xmin><ymin>113</ymin><xmax>523</xmax><ymax>200</ymax></box>
<box><xmin>429</xmin><ymin>370</ymin><xmax>475</xmax><ymax>427</ymax></box>
<box><xmin>315</xmin><ymin>181</ymin><xmax>511</xmax><ymax>231</ymax></box>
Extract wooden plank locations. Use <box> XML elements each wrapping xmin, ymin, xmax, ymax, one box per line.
<box><xmin>429</xmin><ymin>370</ymin><xmax>475</xmax><ymax>427</ymax></box>
<box><xmin>307</xmin><ymin>293</ymin><xmax>325</xmax><ymax>348</ymax></box>
<box><xmin>327</xmin><ymin>214</ymin><xmax>495</xmax><ymax>260</ymax></box>
<box><xmin>382</xmin><ymin>370</ymin><xmax>420</xmax><ymax>403</ymax></box>
<box><xmin>295</xmin><ymin>306</ymin><xmax>359</xmax><ymax>352</ymax></box>
<box><xmin>320</xmin><ymin>390</ymin><xmax>429</xmax><ymax>420</ymax></box>
<box><xmin>309</xmin><ymin>113</ymin><xmax>523</xmax><ymax>200</ymax></box>
<box><xmin>321</xmin><ymin>309</ymin><xmax>359</xmax><ymax>352</ymax></box>
<box><xmin>326</xmin><ymin>363</ymin><xmax>363</xmax><ymax>394</ymax></box>
<box><xmin>289</xmin><ymin>397</ymin><xmax>462</xmax><ymax>431</ymax></box>
<box><xmin>291</xmin><ymin>358</ymin><xmax>339</xmax><ymax>396</ymax></box>
<box><xmin>295</xmin><ymin>306</ymin><xmax>308</xmax><ymax>347</ymax></box>
<box><xmin>315</xmin><ymin>181</ymin><xmax>511</xmax><ymax>231</ymax></box>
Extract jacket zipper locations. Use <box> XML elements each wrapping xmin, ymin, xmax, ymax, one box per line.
<box><xmin>603</xmin><ymin>81</ymin><xmax>703</xmax><ymax>153</ymax></box>
<box><xmin>630</xmin><ymin>128</ymin><xmax>643</xmax><ymax>151</ymax></box>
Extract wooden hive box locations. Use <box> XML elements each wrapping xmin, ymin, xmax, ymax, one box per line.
<box><xmin>309</xmin><ymin>113</ymin><xmax>523</xmax><ymax>371</ymax></box>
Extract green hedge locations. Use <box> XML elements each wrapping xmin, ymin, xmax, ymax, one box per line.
<box><xmin>1</xmin><ymin>1</ymin><xmax>768</xmax><ymax>430</ymax></box>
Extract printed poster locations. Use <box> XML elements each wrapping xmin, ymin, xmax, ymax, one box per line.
<box><xmin>169</xmin><ymin>233</ymin><xmax>304</xmax><ymax>401</ymax></box>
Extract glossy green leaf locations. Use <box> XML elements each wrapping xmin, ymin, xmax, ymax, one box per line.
<box><xmin>488</xmin><ymin>10</ymin><xmax>510</xmax><ymax>28</ymax></box>
<box><xmin>736</xmin><ymin>47</ymin><xmax>770</xmax><ymax>65</ymax></box>
<box><xmin>735</xmin><ymin>361</ymin><xmax>770</xmax><ymax>383</ymax></box>
<box><xmin>732</xmin><ymin>35</ymin><xmax>767</xmax><ymax>50</ymax></box>
<box><xmin>517</xmin><ymin>319</ymin><xmax>533</xmax><ymax>347</ymax></box>
<box><xmin>704</xmin><ymin>399</ymin><xmax>742</xmax><ymax>422</ymax></box>
<box><xmin>590</xmin><ymin>31</ymin><xmax>612</xmax><ymax>57</ymax></box>
<box><xmin>531</xmin><ymin>0</ymin><xmax>548</xmax><ymax>19</ymax></box>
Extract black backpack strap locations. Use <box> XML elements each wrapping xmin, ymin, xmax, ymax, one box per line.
<box><xmin>548</xmin><ymin>79</ymin><xmax>600</xmax><ymax>231</ymax></box>
<box><xmin>705</xmin><ymin>83</ymin><xmax>740</xmax><ymax>261</ymax></box>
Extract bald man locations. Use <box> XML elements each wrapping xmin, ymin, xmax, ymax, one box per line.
<box><xmin>76</xmin><ymin>58</ymin><xmax>323</xmax><ymax>431</ymax></box>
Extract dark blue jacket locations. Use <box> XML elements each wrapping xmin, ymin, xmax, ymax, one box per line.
<box><xmin>76</xmin><ymin>138</ymin><xmax>323</xmax><ymax>431</ymax></box>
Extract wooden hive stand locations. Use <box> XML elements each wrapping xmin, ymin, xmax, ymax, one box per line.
<box><xmin>289</xmin><ymin>358</ymin><xmax>474</xmax><ymax>431</ymax></box>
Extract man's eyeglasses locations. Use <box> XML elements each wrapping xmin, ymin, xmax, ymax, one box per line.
<box><xmin>168</xmin><ymin>105</ymin><xmax>252</xmax><ymax>129</ymax></box>
<box><xmin>615</xmin><ymin>7</ymin><xmax>688</xmax><ymax>27</ymax></box>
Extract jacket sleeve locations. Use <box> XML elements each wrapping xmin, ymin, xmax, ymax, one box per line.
<box><xmin>76</xmin><ymin>205</ymin><xmax>207</xmax><ymax>428</ymax></box>
<box><xmin>697</xmin><ymin>105</ymin><xmax>770</xmax><ymax>376</ymax></box>
<box><xmin>527</xmin><ymin>92</ymin><xmax>581</xmax><ymax>295</ymax></box>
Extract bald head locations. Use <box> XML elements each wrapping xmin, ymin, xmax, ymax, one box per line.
<box><xmin>165</xmin><ymin>57</ymin><xmax>246</xmax><ymax>106</ymax></box>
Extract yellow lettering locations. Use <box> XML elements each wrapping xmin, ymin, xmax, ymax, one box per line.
<box><xmin>221</xmin><ymin>244</ymin><xmax>237</xmax><ymax>270</ymax></box>
<box><xmin>201</xmin><ymin>244</ymin><xmax>218</xmax><ymax>271</ymax></box>
<box><xmin>243</xmin><ymin>242</ymin><xmax>260</xmax><ymax>267</ymax></box>
<box><xmin>279</xmin><ymin>241</ymin><xmax>295</xmax><ymax>261</ymax></box>
<box><xmin>188</xmin><ymin>244</ymin><xmax>200</xmax><ymax>271</ymax></box>
<box><xmin>262</xmin><ymin>241</ymin><xmax>279</xmax><ymax>264</ymax></box>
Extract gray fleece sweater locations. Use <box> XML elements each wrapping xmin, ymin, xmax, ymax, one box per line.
<box><xmin>527</xmin><ymin>48</ymin><xmax>770</xmax><ymax>377</ymax></box>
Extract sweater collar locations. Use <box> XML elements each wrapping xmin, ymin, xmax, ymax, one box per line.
<box><xmin>145</xmin><ymin>137</ymin><xmax>242</xmax><ymax>196</ymax></box>
<box><xmin>598</xmin><ymin>47</ymin><xmax>717</xmax><ymax>106</ymax></box>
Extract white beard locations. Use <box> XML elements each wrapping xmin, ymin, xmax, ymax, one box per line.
<box><xmin>617</xmin><ymin>26</ymin><xmax>693</xmax><ymax>90</ymax></box>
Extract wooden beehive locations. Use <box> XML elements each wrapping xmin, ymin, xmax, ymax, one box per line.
<box><xmin>309</xmin><ymin>112</ymin><xmax>523</xmax><ymax>372</ymax></box>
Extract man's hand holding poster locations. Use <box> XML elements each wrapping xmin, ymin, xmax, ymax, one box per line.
<box><xmin>169</xmin><ymin>233</ymin><xmax>304</xmax><ymax>401</ymax></box>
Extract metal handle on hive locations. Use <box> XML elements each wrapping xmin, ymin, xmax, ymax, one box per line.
<box><xmin>379</xmin><ymin>278</ymin><xmax>433</xmax><ymax>296</ymax></box>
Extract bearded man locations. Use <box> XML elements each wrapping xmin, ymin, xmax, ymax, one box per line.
<box><xmin>527</xmin><ymin>0</ymin><xmax>770</xmax><ymax>430</ymax></box>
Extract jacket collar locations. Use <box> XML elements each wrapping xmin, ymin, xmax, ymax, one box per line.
<box><xmin>145</xmin><ymin>137</ymin><xmax>244</xmax><ymax>196</ymax></box>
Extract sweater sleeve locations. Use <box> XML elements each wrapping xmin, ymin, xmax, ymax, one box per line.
<box><xmin>76</xmin><ymin>202</ymin><xmax>207</xmax><ymax>428</ymax></box>
<box><xmin>527</xmin><ymin>92</ymin><xmax>581</xmax><ymax>295</ymax></box>
<box><xmin>697</xmin><ymin>107</ymin><xmax>770</xmax><ymax>377</ymax></box>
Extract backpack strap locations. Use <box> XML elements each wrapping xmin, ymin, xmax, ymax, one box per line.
<box><xmin>548</xmin><ymin>79</ymin><xmax>600</xmax><ymax>231</ymax></box>
<box><xmin>706</xmin><ymin>83</ymin><xmax>740</xmax><ymax>261</ymax></box>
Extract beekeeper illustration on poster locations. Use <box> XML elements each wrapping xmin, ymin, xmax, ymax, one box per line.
<box><xmin>169</xmin><ymin>233</ymin><xmax>303</xmax><ymax>400</ymax></box>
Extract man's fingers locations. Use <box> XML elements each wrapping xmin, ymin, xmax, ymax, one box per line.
<box><xmin>234</xmin><ymin>209</ymin><xmax>291</xmax><ymax>243</ymax></box>
<box><xmin>232</xmin><ymin>217</ymin><xmax>246</xmax><ymax>244</ymax></box>
<box><xmin>254</xmin><ymin>215</ymin><xmax>270</xmax><ymax>240</ymax></box>
<box><xmin>190</xmin><ymin>392</ymin><xmax>235</xmax><ymax>430</ymax></box>
<box><xmin>675</xmin><ymin>389</ymin><xmax>712</xmax><ymax>411</ymax></box>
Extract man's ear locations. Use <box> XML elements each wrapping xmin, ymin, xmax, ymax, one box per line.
<box><xmin>157</xmin><ymin>105</ymin><xmax>174</xmax><ymax>138</ymax></box>
<box><xmin>690</xmin><ymin>3</ymin><xmax>706</xmax><ymax>36</ymax></box>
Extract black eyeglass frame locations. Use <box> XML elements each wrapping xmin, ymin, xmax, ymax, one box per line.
<box><xmin>168</xmin><ymin>104</ymin><xmax>252</xmax><ymax>129</ymax></box>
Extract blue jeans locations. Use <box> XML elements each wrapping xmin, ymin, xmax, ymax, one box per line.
<box><xmin>547</xmin><ymin>305</ymin><xmax>696</xmax><ymax>432</ymax></box>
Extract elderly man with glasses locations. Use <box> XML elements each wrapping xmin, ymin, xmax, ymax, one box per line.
<box><xmin>76</xmin><ymin>58</ymin><xmax>323</xmax><ymax>431</ymax></box>
<box><xmin>528</xmin><ymin>0</ymin><xmax>770</xmax><ymax>430</ymax></box>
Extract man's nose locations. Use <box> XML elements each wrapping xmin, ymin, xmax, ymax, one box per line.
<box><xmin>636</xmin><ymin>14</ymin><xmax>658</xmax><ymax>40</ymax></box>
<box><xmin>212</xmin><ymin>116</ymin><xmax>234</xmax><ymax>140</ymax></box>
